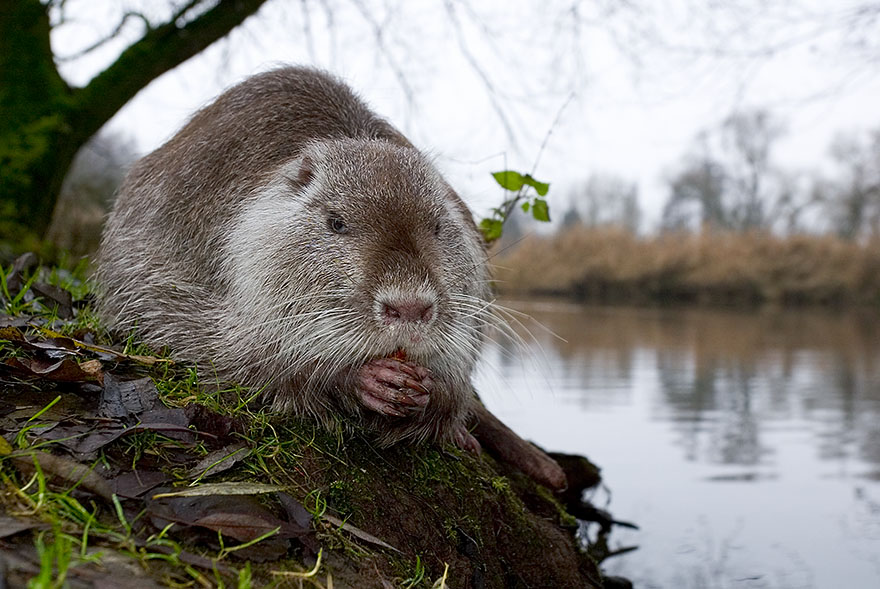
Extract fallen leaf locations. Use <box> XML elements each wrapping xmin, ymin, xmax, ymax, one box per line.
<box><xmin>0</xmin><ymin>326</ymin><xmax>26</xmax><ymax>342</ymax></box>
<box><xmin>146</xmin><ymin>491</ymin><xmax>311</xmax><ymax>558</ymax></box>
<box><xmin>4</xmin><ymin>356</ymin><xmax>102</xmax><ymax>383</ymax></box>
<box><xmin>10</xmin><ymin>450</ymin><xmax>113</xmax><ymax>501</ymax></box>
<box><xmin>55</xmin><ymin>420</ymin><xmax>201</xmax><ymax>457</ymax></box>
<box><xmin>184</xmin><ymin>404</ymin><xmax>242</xmax><ymax>441</ymax></box>
<box><xmin>4</xmin><ymin>253</ymin><xmax>37</xmax><ymax>295</ymax></box>
<box><xmin>277</xmin><ymin>492</ymin><xmax>320</xmax><ymax>555</ymax></box>
<box><xmin>151</xmin><ymin>482</ymin><xmax>285</xmax><ymax>499</ymax></box>
<box><xmin>111</xmin><ymin>470</ymin><xmax>169</xmax><ymax>499</ymax></box>
<box><xmin>30</xmin><ymin>282</ymin><xmax>74</xmax><ymax>319</ymax></box>
<box><xmin>100</xmin><ymin>375</ymin><xmax>159</xmax><ymax>419</ymax></box>
<box><xmin>322</xmin><ymin>514</ymin><xmax>400</xmax><ymax>553</ymax></box>
<box><xmin>0</xmin><ymin>516</ymin><xmax>45</xmax><ymax>539</ymax></box>
<box><xmin>0</xmin><ymin>315</ymin><xmax>31</xmax><ymax>329</ymax></box>
<box><xmin>277</xmin><ymin>492</ymin><xmax>313</xmax><ymax>530</ymax></box>
<box><xmin>36</xmin><ymin>327</ymin><xmax>172</xmax><ymax>366</ymax></box>
<box><xmin>27</xmin><ymin>337</ymin><xmax>79</xmax><ymax>357</ymax></box>
<box><xmin>186</xmin><ymin>443</ymin><xmax>251</xmax><ymax>481</ymax></box>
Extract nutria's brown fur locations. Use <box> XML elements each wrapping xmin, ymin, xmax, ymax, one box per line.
<box><xmin>97</xmin><ymin>67</ymin><xmax>491</xmax><ymax>447</ymax></box>
<box><xmin>97</xmin><ymin>67</ymin><xmax>566</xmax><ymax>488</ymax></box>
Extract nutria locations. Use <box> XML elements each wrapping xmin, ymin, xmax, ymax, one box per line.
<box><xmin>97</xmin><ymin>66</ymin><xmax>565</xmax><ymax>488</ymax></box>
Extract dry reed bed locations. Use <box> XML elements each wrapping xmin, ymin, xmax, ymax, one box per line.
<box><xmin>493</xmin><ymin>227</ymin><xmax>880</xmax><ymax>305</ymax></box>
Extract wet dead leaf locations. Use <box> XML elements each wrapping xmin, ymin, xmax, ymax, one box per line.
<box><xmin>9</xmin><ymin>450</ymin><xmax>113</xmax><ymax>502</ymax></box>
<box><xmin>30</xmin><ymin>282</ymin><xmax>74</xmax><ymax>319</ymax></box>
<box><xmin>277</xmin><ymin>493</ymin><xmax>320</xmax><ymax>555</ymax></box>
<box><xmin>186</xmin><ymin>443</ymin><xmax>251</xmax><ymax>481</ymax></box>
<box><xmin>4</xmin><ymin>356</ymin><xmax>102</xmax><ymax>383</ymax></box>
<box><xmin>151</xmin><ymin>482</ymin><xmax>284</xmax><ymax>499</ymax></box>
<box><xmin>0</xmin><ymin>315</ymin><xmax>31</xmax><ymax>328</ymax></box>
<box><xmin>100</xmin><ymin>375</ymin><xmax>159</xmax><ymax>419</ymax></box>
<box><xmin>50</xmin><ymin>420</ymin><xmax>198</xmax><ymax>457</ymax></box>
<box><xmin>322</xmin><ymin>514</ymin><xmax>401</xmax><ymax>553</ymax></box>
<box><xmin>184</xmin><ymin>404</ymin><xmax>242</xmax><ymax>441</ymax></box>
<box><xmin>36</xmin><ymin>327</ymin><xmax>172</xmax><ymax>366</ymax></box>
<box><xmin>0</xmin><ymin>326</ymin><xmax>26</xmax><ymax>342</ymax></box>
<box><xmin>146</xmin><ymin>491</ymin><xmax>312</xmax><ymax>561</ymax></box>
<box><xmin>39</xmin><ymin>422</ymin><xmax>115</xmax><ymax>456</ymax></box>
<box><xmin>28</xmin><ymin>337</ymin><xmax>79</xmax><ymax>356</ymax></box>
<box><xmin>0</xmin><ymin>516</ymin><xmax>46</xmax><ymax>539</ymax></box>
<box><xmin>5</xmin><ymin>253</ymin><xmax>37</xmax><ymax>295</ymax></box>
<box><xmin>111</xmin><ymin>470</ymin><xmax>169</xmax><ymax>499</ymax></box>
<box><xmin>278</xmin><ymin>492</ymin><xmax>313</xmax><ymax>530</ymax></box>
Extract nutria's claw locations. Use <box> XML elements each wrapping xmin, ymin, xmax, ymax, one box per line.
<box><xmin>454</xmin><ymin>426</ymin><xmax>481</xmax><ymax>454</ymax></box>
<box><xmin>394</xmin><ymin>392</ymin><xmax>420</xmax><ymax>407</ymax></box>
<box><xmin>372</xmin><ymin>357</ymin><xmax>431</xmax><ymax>381</ymax></box>
<box><xmin>403</xmin><ymin>378</ymin><xmax>429</xmax><ymax>395</ymax></box>
<box><xmin>356</xmin><ymin>389</ymin><xmax>407</xmax><ymax>417</ymax></box>
<box><xmin>356</xmin><ymin>357</ymin><xmax>433</xmax><ymax>417</ymax></box>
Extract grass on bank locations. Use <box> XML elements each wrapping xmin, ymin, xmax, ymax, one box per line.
<box><xmin>0</xmin><ymin>261</ymin><xmax>353</xmax><ymax>587</ymax></box>
<box><xmin>495</xmin><ymin>226</ymin><xmax>880</xmax><ymax>306</ymax></box>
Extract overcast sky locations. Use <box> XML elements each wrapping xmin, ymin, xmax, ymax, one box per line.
<box><xmin>52</xmin><ymin>0</ymin><xmax>880</xmax><ymax>229</ymax></box>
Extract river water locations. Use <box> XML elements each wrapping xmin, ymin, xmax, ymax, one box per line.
<box><xmin>475</xmin><ymin>300</ymin><xmax>880</xmax><ymax>589</ymax></box>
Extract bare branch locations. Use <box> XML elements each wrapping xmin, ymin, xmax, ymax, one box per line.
<box><xmin>443</xmin><ymin>0</ymin><xmax>516</xmax><ymax>145</ymax></box>
<box><xmin>55</xmin><ymin>11</ymin><xmax>151</xmax><ymax>62</ymax></box>
<box><xmin>316</xmin><ymin>0</ymin><xmax>339</xmax><ymax>65</ymax></box>
<box><xmin>347</xmin><ymin>0</ymin><xmax>415</xmax><ymax>107</ymax></box>
<box><xmin>71</xmin><ymin>0</ymin><xmax>271</xmax><ymax>143</ymax></box>
<box><xmin>530</xmin><ymin>94</ymin><xmax>575</xmax><ymax>176</ymax></box>
<box><xmin>172</xmin><ymin>0</ymin><xmax>205</xmax><ymax>21</ymax></box>
<box><xmin>300</xmin><ymin>0</ymin><xmax>316</xmax><ymax>62</ymax></box>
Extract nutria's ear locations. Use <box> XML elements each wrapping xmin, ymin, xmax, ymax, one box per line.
<box><xmin>285</xmin><ymin>155</ymin><xmax>315</xmax><ymax>190</ymax></box>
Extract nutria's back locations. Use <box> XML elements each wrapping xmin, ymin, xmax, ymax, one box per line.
<box><xmin>97</xmin><ymin>66</ymin><xmax>491</xmax><ymax>446</ymax></box>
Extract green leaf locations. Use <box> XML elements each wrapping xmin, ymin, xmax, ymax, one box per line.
<box><xmin>479</xmin><ymin>218</ymin><xmax>504</xmax><ymax>243</ymax></box>
<box><xmin>531</xmin><ymin>198</ymin><xmax>550</xmax><ymax>222</ymax></box>
<box><xmin>523</xmin><ymin>174</ymin><xmax>550</xmax><ymax>196</ymax></box>
<box><xmin>492</xmin><ymin>170</ymin><xmax>525</xmax><ymax>192</ymax></box>
<box><xmin>521</xmin><ymin>202</ymin><xmax>530</xmax><ymax>213</ymax></box>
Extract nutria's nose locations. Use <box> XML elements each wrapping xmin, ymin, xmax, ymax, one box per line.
<box><xmin>382</xmin><ymin>299</ymin><xmax>434</xmax><ymax>323</ymax></box>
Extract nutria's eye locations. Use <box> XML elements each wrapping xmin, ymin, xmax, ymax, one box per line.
<box><xmin>328</xmin><ymin>215</ymin><xmax>348</xmax><ymax>234</ymax></box>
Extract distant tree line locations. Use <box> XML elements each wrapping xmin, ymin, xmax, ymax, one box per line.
<box><xmin>661</xmin><ymin>110</ymin><xmax>880</xmax><ymax>239</ymax></box>
<box><xmin>557</xmin><ymin>110</ymin><xmax>880</xmax><ymax>241</ymax></box>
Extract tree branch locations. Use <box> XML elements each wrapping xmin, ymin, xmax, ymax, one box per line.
<box><xmin>71</xmin><ymin>0</ymin><xmax>270</xmax><ymax>142</ymax></box>
<box><xmin>442</xmin><ymin>0</ymin><xmax>517</xmax><ymax>145</ymax></box>
<box><xmin>347</xmin><ymin>0</ymin><xmax>415</xmax><ymax>109</ymax></box>
<box><xmin>56</xmin><ymin>11</ymin><xmax>151</xmax><ymax>62</ymax></box>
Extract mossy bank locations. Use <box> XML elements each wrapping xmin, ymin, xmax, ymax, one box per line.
<box><xmin>0</xmin><ymin>256</ymin><xmax>626</xmax><ymax>588</ymax></box>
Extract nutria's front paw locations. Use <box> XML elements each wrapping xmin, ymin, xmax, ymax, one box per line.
<box><xmin>355</xmin><ymin>357</ymin><xmax>433</xmax><ymax>417</ymax></box>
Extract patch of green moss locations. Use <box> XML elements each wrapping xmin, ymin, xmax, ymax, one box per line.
<box><xmin>328</xmin><ymin>479</ymin><xmax>354</xmax><ymax>516</ymax></box>
<box><xmin>535</xmin><ymin>484</ymin><xmax>579</xmax><ymax>528</ymax></box>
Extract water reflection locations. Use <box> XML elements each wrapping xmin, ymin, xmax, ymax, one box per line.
<box><xmin>498</xmin><ymin>303</ymin><xmax>880</xmax><ymax>472</ymax></box>
<box><xmin>479</xmin><ymin>301</ymin><xmax>880</xmax><ymax>588</ymax></box>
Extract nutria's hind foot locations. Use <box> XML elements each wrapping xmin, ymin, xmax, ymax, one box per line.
<box><xmin>355</xmin><ymin>357</ymin><xmax>432</xmax><ymax>417</ymax></box>
<box><xmin>471</xmin><ymin>403</ymin><xmax>568</xmax><ymax>491</ymax></box>
<box><xmin>454</xmin><ymin>426</ymin><xmax>482</xmax><ymax>454</ymax></box>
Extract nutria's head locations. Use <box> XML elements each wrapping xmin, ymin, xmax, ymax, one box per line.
<box><xmin>222</xmin><ymin>138</ymin><xmax>490</xmax><ymax>415</ymax></box>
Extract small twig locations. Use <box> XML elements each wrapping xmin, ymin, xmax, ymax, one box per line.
<box><xmin>347</xmin><ymin>0</ymin><xmax>415</xmax><ymax>108</ymax></box>
<box><xmin>56</xmin><ymin>12</ymin><xmax>151</xmax><ymax>62</ymax></box>
<box><xmin>443</xmin><ymin>0</ymin><xmax>517</xmax><ymax>145</ymax></box>
<box><xmin>530</xmin><ymin>93</ymin><xmax>575</xmax><ymax>175</ymax></box>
